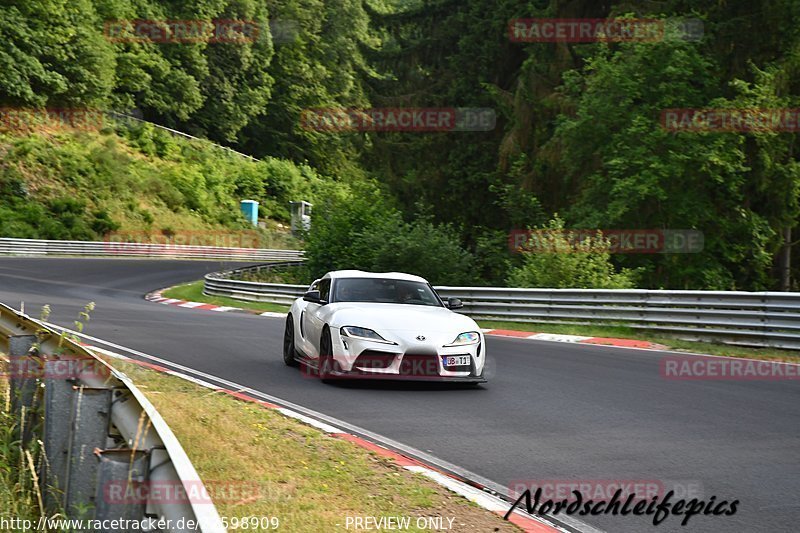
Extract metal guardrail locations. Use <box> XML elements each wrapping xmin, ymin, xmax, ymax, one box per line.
<box><xmin>0</xmin><ymin>303</ymin><xmax>225</xmax><ymax>532</ymax></box>
<box><xmin>204</xmin><ymin>263</ymin><xmax>307</xmax><ymax>306</ymax></box>
<box><xmin>205</xmin><ymin>264</ymin><xmax>800</xmax><ymax>350</ymax></box>
<box><xmin>0</xmin><ymin>237</ymin><xmax>304</xmax><ymax>262</ymax></box>
<box><xmin>436</xmin><ymin>287</ymin><xmax>800</xmax><ymax>350</ymax></box>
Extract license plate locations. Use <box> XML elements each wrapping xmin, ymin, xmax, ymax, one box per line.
<box><xmin>443</xmin><ymin>355</ymin><xmax>470</xmax><ymax>367</ymax></box>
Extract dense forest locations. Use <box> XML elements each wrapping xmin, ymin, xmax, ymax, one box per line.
<box><xmin>1</xmin><ymin>0</ymin><xmax>799</xmax><ymax>290</ymax></box>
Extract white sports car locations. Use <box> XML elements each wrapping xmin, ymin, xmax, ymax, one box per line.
<box><xmin>283</xmin><ymin>270</ymin><xmax>487</xmax><ymax>384</ymax></box>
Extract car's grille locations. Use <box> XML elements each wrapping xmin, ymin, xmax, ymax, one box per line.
<box><xmin>354</xmin><ymin>350</ymin><xmax>397</xmax><ymax>370</ymax></box>
<box><xmin>399</xmin><ymin>354</ymin><xmax>440</xmax><ymax>376</ymax></box>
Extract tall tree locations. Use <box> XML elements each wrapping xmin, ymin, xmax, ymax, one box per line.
<box><xmin>0</xmin><ymin>0</ymin><xmax>115</xmax><ymax>107</ymax></box>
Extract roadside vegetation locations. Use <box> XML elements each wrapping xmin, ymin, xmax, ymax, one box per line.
<box><xmin>0</xmin><ymin>376</ymin><xmax>44</xmax><ymax>531</ymax></box>
<box><xmin>109</xmin><ymin>359</ymin><xmax>520</xmax><ymax>532</ymax></box>
<box><xmin>0</xmin><ymin>122</ymin><xmax>311</xmax><ymax>249</ymax></box>
<box><xmin>235</xmin><ymin>264</ymin><xmax>312</xmax><ymax>285</ymax></box>
<box><xmin>505</xmin><ymin>217</ymin><xmax>639</xmax><ymax>289</ymax></box>
<box><xmin>2</xmin><ymin>1</ymin><xmax>798</xmax><ymax>291</ymax></box>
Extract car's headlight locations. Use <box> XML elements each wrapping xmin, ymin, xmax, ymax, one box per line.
<box><xmin>340</xmin><ymin>326</ymin><xmax>396</xmax><ymax>344</ymax></box>
<box><xmin>444</xmin><ymin>331</ymin><xmax>480</xmax><ymax>346</ymax></box>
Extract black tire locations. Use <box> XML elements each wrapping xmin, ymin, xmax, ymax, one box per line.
<box><xmin>283</xmin><ymin>315</ymin><xmax>299</xmax><ymax>367</ymax></box>
<box><xmin>318</xmin><ymin>327</ymin><xmax>335</xmax><ymax>383</ymax></box>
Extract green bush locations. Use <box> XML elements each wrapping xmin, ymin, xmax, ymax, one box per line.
<box><xmin>471</xmin><ymin>228</ymin><xmax>514</xmax><ymax>286</ymax></box>
<box><xmin>89</xmin><ymin>209</ymin><xmax>120</xmax><ymax>235</ymax></box>
<box><xmin>305</xmin><ymin>181</ymin><xmax>475</xmax><ymax>285</ymax></box>
<box><xmin>0</xmin><ymin>195</ymin><xmax>107</xmax><ymax>241</ymax></box>
<box><xmin>507</xmin><ymin>217</ymin><xmax>638</xmax><ymax>289</ymax></box>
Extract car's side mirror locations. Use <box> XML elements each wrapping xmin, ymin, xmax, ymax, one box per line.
<box><xmin>447</xmin><ymin>297</ymin><xmax>463</xmax><ymax>310</ymax></box>
<box><xmin>303</xmin><ymin>290</ymin><xmax>321</xmax><ymax>304</ymax></box>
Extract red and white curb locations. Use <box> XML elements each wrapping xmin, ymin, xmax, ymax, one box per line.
<box><xmin>87</xmin><ymin>343</ymin><xmax>566</xmax><ymax>533</ymax></box>
<box><xmin>146</xmin><ymin>288</ymin><xmax>287</xmax><ymax>318</ymax></box>
<box><xmin>147</xmin><ymin>289</ymin><xmax>664</xmax><ymax>351</ymax></box>
<box><xmin>480</xmin><ymin>329</ymin><xmax>666</xmax><ymax>350</ymax></box>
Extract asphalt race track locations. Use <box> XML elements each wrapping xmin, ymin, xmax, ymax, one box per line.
<box><xmin>0</xmin><ymin>257</ymin><xmax>797</xmax><ymax>533</ymax></box>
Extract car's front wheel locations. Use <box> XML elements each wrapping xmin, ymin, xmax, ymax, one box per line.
<box><xmin>319</xmin><ymin>327</ymin><xmax>335</xmax><ymax>383</ymax></box>
<box><xmin>283</xmin><ymin>315</ymin><xmax>299</xmax><ymax>367</ymax></box>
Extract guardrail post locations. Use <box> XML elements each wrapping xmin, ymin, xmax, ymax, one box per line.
<box><xmin>42</xmin><ymin>360</ymin><xmax>77</xmax><ymax>512</ymax></box>
<box><xmin>8</xmin><ymin>334</ymin><xmax>38</xmax><ymax>444</ymax></box>
<box><xmin>64</xmin><ymin>386</ymin><xmax>113</xmax><ymax>516</ymax></box>
<box><xmin>94</xmin><ymin>449</ymin><xmax>149</xmax><ymax>528</ymax></box>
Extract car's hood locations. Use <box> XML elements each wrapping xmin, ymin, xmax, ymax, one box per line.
<box><xmin>326</xmin><ymin>302</ymin><xmax>478</xmax><ymax>340</ymax></box>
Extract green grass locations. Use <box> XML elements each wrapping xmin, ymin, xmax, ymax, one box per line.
<box><xmin>161</xmin><ymin>280</ymin><xmax>290</xmax><ymax>313</ymax></box>
<box><xmin>108</xmin><ymin>359</ymin><xmax>520</xmax><ymax>532</ymax></box>
<box><xmin>0</xmin><ymin>376</ymin><xmax>44</xmax><ymax>530</ymax></box>
<box><xmin>477</xmin><ymin>320</ymin><xmax>800</xmax><ymax>363</ymax></box>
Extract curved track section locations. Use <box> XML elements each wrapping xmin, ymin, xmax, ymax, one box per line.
<box><xmin>0</xmin><ymin>257</ymin><xmax>797</xmax><ymax>533</ymax></box>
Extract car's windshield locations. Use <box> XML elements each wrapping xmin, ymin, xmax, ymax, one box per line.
<box><xmin>333</xmin><ymin>278</ymin><xmax>442</xmax><ymax>307</ymax></box>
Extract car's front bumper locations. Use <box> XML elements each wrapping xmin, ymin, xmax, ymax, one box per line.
<box><xmin>322</xmin><ymin>369</ymin><xmax>487</xmax><ymax>383</ymax></box>
<box><xmin>329</xmin><ymin>328</ymin><xmax>487</xmax><ymax>382</ymax></box>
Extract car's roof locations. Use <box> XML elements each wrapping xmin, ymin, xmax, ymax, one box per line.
<box><xmin>322</xmin><ymin>270</ymin><xmax>429</xmax><ymax>283</ymax></box>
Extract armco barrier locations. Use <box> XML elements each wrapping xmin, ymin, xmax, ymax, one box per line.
<box><xmin>0</xmin><ymin>237</ymin><xmax>304</xmax><ymax>262</ymax></box>
<box><xmin>204</xmin><ymin>262</ymin><xmax>307</xmax><ymax>306</ymax></box>
<box><xmin>205</xmin><ymin>264</ymin><xmax>800</xmax><ymax>350</ymax></box>
<box><xmin>0</xmin><ymin>303</ymin><xmax>225</xmax><ymax>532</ymax></box>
